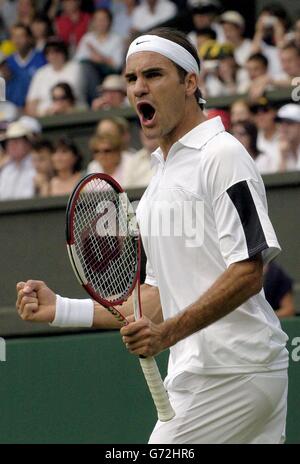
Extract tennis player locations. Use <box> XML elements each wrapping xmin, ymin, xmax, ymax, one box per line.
<box><xmin>16</xmin><ymin>28</ymin><xmax>289</xmax><ymax>444</ymax></box>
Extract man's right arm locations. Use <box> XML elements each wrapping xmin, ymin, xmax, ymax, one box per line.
<box><xmin>16</xmin><ymin>280</ymin><xmax>163</xmax><ymax>328</ymax></box>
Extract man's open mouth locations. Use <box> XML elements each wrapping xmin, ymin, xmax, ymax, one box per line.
<box><xmin>137</xmin><ymin>102</ymin><xmax>156</xmax><ymax>124</ymax></box>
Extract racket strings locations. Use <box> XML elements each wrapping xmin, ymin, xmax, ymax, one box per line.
<box><xmin>73</xmin><ymin>178</ymin><xmax>138</xmax><ymax>303</ymax></box>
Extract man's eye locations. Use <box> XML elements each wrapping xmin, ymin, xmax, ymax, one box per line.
<box><xmin>146</xmin><ymin>72</ymin><xmax>161</xmax><ymax>78</ymax></box>
<box><xmin>126</xmin><ymin>76</ymin><xmax>136</xmax><ymax>83</ymax></box>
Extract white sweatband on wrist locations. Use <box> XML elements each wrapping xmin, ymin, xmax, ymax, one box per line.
<box><xmin>126</xmin><ymin>34</ymin><xmax>206</xmax><ymax>105</ymax></box>
<box><xmin>49</xmin><ymin>295</ymin><xmax>94</xmax><ymax>327</ymax></box>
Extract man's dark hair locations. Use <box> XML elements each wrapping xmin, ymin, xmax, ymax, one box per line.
<box><xmin>147</xmin><ymin>27</ymin><xmax>205</xmax><ymax>110</ymax></box>
<box><xmin>247</xmin><ymin>52</ymin><xmax>269</xmax><ymax>69</ymax></box>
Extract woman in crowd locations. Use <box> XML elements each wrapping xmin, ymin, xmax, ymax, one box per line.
<box><xmin>48</xmin><ymin>136</ymin><xmax>83</xmax><ymax>196</ymax></box>
<box><xmin>231</xmin><ymin>120</ymin><xmax>275</xmax><ymax>174</ymax></box>
<box><xmin>75</xmin><ymin>8</ymin><xmax>124</xmax><ymax>103</ymax></box>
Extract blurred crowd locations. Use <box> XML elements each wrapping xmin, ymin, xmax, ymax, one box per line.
<box><xmin>0</xmin><ymin>0</ymin><xmax>298</xmax><ymax>316</ymax></box>
<box><xmin>0</xmin><ymin>0</ymin><xmax>299</xmax><ymax>203</ymax></box>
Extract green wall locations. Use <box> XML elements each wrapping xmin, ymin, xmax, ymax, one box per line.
<box><xmin>0</xmin><ymin>320</ymin><xmax>299</xmax><ymax>444</ymax></box>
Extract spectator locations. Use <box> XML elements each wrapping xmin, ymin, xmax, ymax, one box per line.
<box><xmin>30</xmin><ymin>13</ymin><xmax>54</xmax><ymax>52</ymax></box>
<box><xmin>0</xmin><ymin>120</ymin><xmax>36</xmax><ymax>200</ymax></box>
<box><xmin>87</xmin><ymin>132</ymin><xmax>131</xmax><ymax>186</ymax></box>
<box><xmin>31</xmin><ymin>138</ymin><xmax>54</xmax><ymax>196</ymax></box>
<box><xmin>294</xmin><ymin>18</ymin><xmax>300</xmax><ymax>48</ymax></box>
<box><xmin>5</xmin><ymin>23</ymin><xmax>47</xmax><ymax>108</ymax></box>
<box><xmin>241</xmin><ymin>52</ymin><xmax>270</xmax><ymax>99</ymax></box>
<box><xmin>188</xmin><ymin>0</ymin><xmax>223</xmax><ymax>47</ymax></box>
<box><xmin>201</xmin><ymin>43</ymin><xmax>247</xmax><ymax>97</ymax></box>
<box><xmin>251</xmin><ymin>3</ymin><xmax>289</xmax><ymax>76</ymax></box>
<box><xmin>91</xmin><ymin>74</ymin><xmax>128</xmax><ymax>111</ymax></box>
<box><xmin>112</xmin><ymin>0</ymin><xmax>138</xmax><ymax>43</ymax></box>
<box><xmin>195</xmin><ymin>27</ymin><xmax>217</xmax><ymax>54</ymax></box>
<box><xmin>45</xmin><ymin>82</ymin><xmax>87</xmax><ymax>115</ymax></box>
<box><xmin>219</xmin><ymin>11</ymin><xmax>252</xmax><ymax>67</ymax></box>
<box><xmin>75</xmin><ymin>8</ymin><xmax>124</xmax><ymax>103</ymax></box>
<box><xmin>123</xmin><ymin>129</ymin><xmax>158</xmax><ymax>189</ymax></box>
<box><xmin>231</xmin><ymin>120</ymin><xmax>274</xmax><ymax>174</ymax></box>
<box><xmin>54</xmin><ymin>0</ymin><xmax>91</xmax><ymax>53</ymax></box>
<box><xmin>131</xmin><ymin>0</ymin><xmax>177</xmax><ymax>34</ymax></box>
<box><xmin>275</xmin><ymin>104</ymin><xmax>300</xmax><ymax>172</ymax></box>
<box><xmin>264</xmin><ymin>261</ymin><xmax>295</xmax><ymax>318</ymax></box>
<box><xmin>96</xmin><ymin>116</ymin><xmax>136</xmax><ymax>156</ymax></box>
<box><xmin>16</xmin><ymin>0</ymin><xmax>38</xmax><ymax>28</ymax></box>
<box><xmin>250</xmin><ymin>43</ymin><xmax>300</xmax><ymax>99</ymax></box>
<box><xmin>26</xmin><ymin>36</ymin><xmax>83</xmax><ymax>116</ymax></box>
<box><xmin>230</xmin><ymin>99</ymin><xmax>252</xmax><ymax>125</ymax></box>
<box><xmin>48</xmin><ymin>136</ymin><xmax>83</xmax><ymax>196</ymax></box>
<box><xmin>249</xmin><ymin>96</ymin><xmax>280</xmax><ymax>166</ymax></box>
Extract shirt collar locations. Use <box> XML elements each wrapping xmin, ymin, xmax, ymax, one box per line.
<box><xmin>151</xmin><ymin>117</ymin><xmax>225</xmax><ymax>166</ymax></box>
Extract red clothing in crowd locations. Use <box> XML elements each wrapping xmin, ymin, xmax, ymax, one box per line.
<box><xmin>55</xmin><ymin>12</ymin><xmax>91</xmax><ymax>46</ymax></box>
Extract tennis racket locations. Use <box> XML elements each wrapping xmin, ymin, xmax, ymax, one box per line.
<box><xmin>66</xmin><ymin>173</ymin><xmax>175</xmax><ymax>422</ymax></box>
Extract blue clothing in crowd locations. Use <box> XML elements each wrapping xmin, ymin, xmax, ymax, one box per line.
<box><xmin>6</xmin><ymin>50</ymin><xmax>47</xmax><ymax>107</ymax></box>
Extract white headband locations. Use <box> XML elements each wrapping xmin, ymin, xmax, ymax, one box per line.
<box><xmin>126</xmin><ymin>35</ymin><xmax>206</xmax><ymax>105</ymax></box>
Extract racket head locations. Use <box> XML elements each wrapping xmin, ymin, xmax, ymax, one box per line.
<box><xmin>66</xmin><ymin>173</ymin><xmax>141</xmax><ymax>308</ymax></box>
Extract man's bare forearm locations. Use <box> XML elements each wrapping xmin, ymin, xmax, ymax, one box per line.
<box><xmin>161</xmin><ymin>255</ymin><xmax>263</xmax><ymax>349</ymax></box>
<box><xmin>92</xmin><ymin>283</ymin><xmax>162</xmax><ymax>329</ymax></box>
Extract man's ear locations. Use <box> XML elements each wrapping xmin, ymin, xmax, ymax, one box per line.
<box><xmin>185</xmin><ymin>72</ymin><xmax>198</xmax><ymax>98</ymax></box>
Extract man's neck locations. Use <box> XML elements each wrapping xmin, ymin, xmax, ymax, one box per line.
<box><xmin>160</xmin><ymin>105</ymin><xmax>206</xmax><ymax>159</ymax></box>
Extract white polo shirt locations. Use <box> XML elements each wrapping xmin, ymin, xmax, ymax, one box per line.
<box><xmin>136</xmin><ymin>117</ymin><xmax>288</xmax><ymax>381</ymax></box>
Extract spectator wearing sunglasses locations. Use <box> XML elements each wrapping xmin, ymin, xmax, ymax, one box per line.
<box><xmin>250</xmin><ymin>96</ymin><xmax>280</xmax><ymax>166</ymax></box>
<box><xmin>231</xmin><ymin>120</ymin><xmax>275</xmax><ymax>174</ymax></box>
<box><xmin>86</xmin><ymin>132</ymin><xmax>131</xmax><ymax>186</ymax></box>
<box><xmin>45</xmin><ymin>81</ymin><xmax>87</xmax><ymax>115</ymax></box>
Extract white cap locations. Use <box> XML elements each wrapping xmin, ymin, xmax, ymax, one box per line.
<box><xmin>98</xmin><ymin>74</ymin><xmax>126</xmax><ymax>93</ymax></box>
<box><xmin>2</xmin><ymin>121</ymin><xmax>33</xmax><ymax>140</ymax></box>
<box><xmin>18</xmin><ymin>116</ymin><xmax>42</xmax><ymax>134</ymax></box>
<box><xmin>220</xmin><ymin>11</ymin><xmax>245</xmax><ymax>29</ymax></box>
<box><xmin>0</xmin><ymin>101</ymin><xmax>18</xmax><ymax>122</ymax></box>
<box><xmin>275</xmin><ymin>104</ymin><xmax>300</xmax><ymax>123</ymax></box>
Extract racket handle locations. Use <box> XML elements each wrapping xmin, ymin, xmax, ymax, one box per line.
<box><xmin>139</xmin><ymin>356</ymin><xmax>175</xmax><ymax>422</ymax></box>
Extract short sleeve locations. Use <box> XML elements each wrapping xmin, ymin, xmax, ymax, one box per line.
<box><xmin>144</xmin><ymin>258</ymin><xmax>158</xmax><ymax>287</ymax></box>
<box><xmin>202</xmin><ymin>133</ymin><xmax>281</xmax><ymax>267</ymax></box>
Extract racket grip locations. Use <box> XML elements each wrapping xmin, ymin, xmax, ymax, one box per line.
<box><xmin>139</xmin><ymin>356</ymin><xmax>175</xmax><ymax>422</ymax></box>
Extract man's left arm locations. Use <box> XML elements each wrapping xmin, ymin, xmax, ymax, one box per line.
<box><xmin>121</xmin><ymin>254</ymin><xmax>263</xmax><ymax>357</ymax></box>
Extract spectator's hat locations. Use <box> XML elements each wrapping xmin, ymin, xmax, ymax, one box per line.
<box><xmin>97</xmin><ymin>75</ymin><xmax>126</xmax><ymax>94</ymax></box>
<box><xmin>220</xmin><ymin>11</ymin><xmax>245</xmax><ymax>29</ymax></box>
<box><xmin>18</xmin><ymin>116</ymin><xmax>42</xmax><ymax>134</ymax></box>
<box><xmin>275</xmin><ymin>104</ymin><xmax>300</xmax><ymax>123</ymax></box>
<box><xmin>1</xmin><ymin>121</ymin><xmax>33</xmax><ymax>142</ymax></box>
<box><xmin>249</xmin><ymin>96</ymin><xmax>277</xmax><ymax>113</ymax></box>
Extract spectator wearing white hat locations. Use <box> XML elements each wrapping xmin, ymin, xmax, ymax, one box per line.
<box><xmin>220</xmin><ymin>11</ymin><xmax>252</xmax><ymax>66</ymax></box>
<box><xmin>91</xmin><ymin>74</ymin><xmax>128</xmax><ymax>111</ymax></box>
<box><xmin>275</xmin><ymin>104</ymin><xmax>300</xmax><ymax>172</ymax></box>
<box><xmin>0</xmin><ymin>120</ymin><xmax>36</xmax><ymax>200</ymax></box>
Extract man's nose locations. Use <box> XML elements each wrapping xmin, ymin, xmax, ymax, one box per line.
<box><xmin>133</xmin><ymin>77</ymin><xmax>149</xmax><ymax>98</ymax></box>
